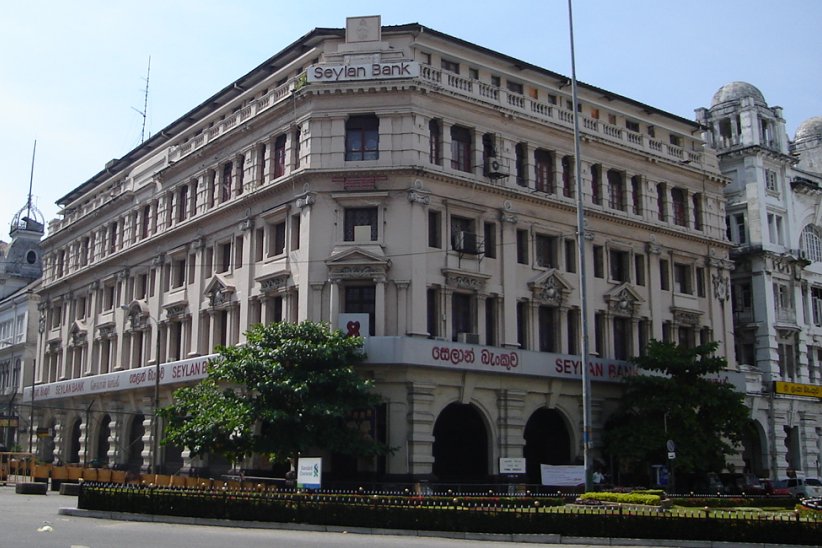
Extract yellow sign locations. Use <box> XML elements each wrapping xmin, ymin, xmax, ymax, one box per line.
<box><xmin>774</xmin><ymin>381</ymin><xmax>822</xmax><ymax>399</ymax></box>
<box><xmin>0</xmin><ymin>418</ymin><xmax>18</xmax><ymax>427</ymax></box>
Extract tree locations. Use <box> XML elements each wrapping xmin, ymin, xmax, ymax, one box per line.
<box><xmin>159</xmin><ymin>321</ymin><xmax>387</xmax><ymax>466</ymax></box>
<box><xmin>603</xmin><ymin>340</ymin><xmax>750</xmax><ymax>482</ymax></box>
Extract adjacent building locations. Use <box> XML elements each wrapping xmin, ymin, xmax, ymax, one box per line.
<box><xmin>28</xmin><ymin>16</ymin><xmax>735</xmax><ymax>483</ymax></box>
<box><xmin>698</xmin><ymin>89</ymin><xmax>822</xmax><ymax>480</ymax></box>
<box><xmin>0</xmin><ymin>203</ymin><xmax>44</xmax><ymax>450</ymax></box>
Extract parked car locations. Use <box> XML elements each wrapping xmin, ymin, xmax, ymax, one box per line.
<box><xmin>718</xmin><ymin>473</ymin><xmax>766</xmax><ymax>495</ymax></box>
<box><xmin>785</xmin><ymin>477</ymin><xmax>822</xmax><ymax>499</ymax></box>
<box><xmin>761</xmin><ymin>478</ymin><xmax>791</xmax><ymax>496</ymax></box>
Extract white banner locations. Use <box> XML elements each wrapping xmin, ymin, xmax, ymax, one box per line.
<box><xmin>540</xmin><ymin>464</ymin><xmax>585</xmax><ymax>486</ymax></box>
<box><xmin>296</xmin><ymin>457</ymin><xmax>322</xmax><ymax>489</ymax></box>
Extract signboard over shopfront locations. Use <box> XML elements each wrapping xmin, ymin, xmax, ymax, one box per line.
<box><xmin>774</xmin><ymin>381</ymin><xmax>822</xmax><ymax>399</ymax></box>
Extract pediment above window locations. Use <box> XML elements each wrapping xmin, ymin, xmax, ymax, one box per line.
<box><xmin>203</xmin><ymin>274</ymin><xmax>236</xmax><ymax>309</ymax></box>
<box><xmin>528</xmin><ymin>269</ymin><xmax>572</xmax><ymax>305</ymax></box>
<box><xmin>326</xmin><ymin>246</ymin><xmax>391</xmax><ymax>281</ymax></box>
<box><xmin>604</xmin><ymin>283</ymin><xmax>643</xmax><ymax>316</ymax></box>
<box><xmin>69</xmin><ymin>320</ymin><xmax>88</xmax><ymax>346</ymax></box>
<box><xmin>671</xmin><ymin>307</ymin><xmax>703</xmax><ymax>327</ymax></box>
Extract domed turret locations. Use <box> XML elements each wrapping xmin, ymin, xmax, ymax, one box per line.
<box><xmin>711</xmin><ymin>81</ymin><xmax>767</xmax><ymax>108</ymax></box>
<box><xmin>795</xmin><ymin>116</ymin><xmax>822</xmax><ymax>145</ymax></box>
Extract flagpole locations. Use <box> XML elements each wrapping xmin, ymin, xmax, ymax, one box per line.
<box><xmin>567</xmin><ymin>0</ymin><xmax>593</xmax><ymax>493</ymax></box>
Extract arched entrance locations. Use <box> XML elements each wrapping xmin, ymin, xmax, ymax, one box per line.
<box><xmin>432</xmin><ymin>403</ymin><xmax>488</xmax><ymax>482</ymax></box>
<box><xmin>68</xmin><ymin>418</ymin><xmax>82</xmax><ymax>464</ymax></box>
<box><xmin>126</xmin><ymin>413</ymin><xmax>145</xmax><ymax>471</ymax></box>
<box><xmin>741</xmin><ymin>420</ymin><xmax>767</xmax><ymax>477</ymax></box>
<box><xmin>95</xmin><ymin>414</ymin><xmax>111</xmax><ymax>466</ymax></box>
<box><xmin>523</xmin><ymin>408</ymin><xmax>572</xmax><ymax>483</ymax></box>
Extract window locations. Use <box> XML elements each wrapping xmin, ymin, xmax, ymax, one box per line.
<box><xmin>482</xmin><ymin>133</ymin><xmax>496</xmax><ymax>176</ymax></box>
<box><xmin>218</xmin><ymin>242</ymin><xmax>232</xmax><ymax>273</ymax></box>
<box><xmin>767</xmin><ymin>214</ymin><xmax>784</xmax><ymax>245</ymax></box>
<box><xmin>538</xmin><ymin>306</ymin><xmax>558</xmax><ymax>352</ymax></box>
<box><xmin>802</xmin><ymin>225</ymin><xmax>822</xmax><ymax>262</ymax></box>
<box><xmin>515</xmin><ymin>143</ymin><xmax>527</xmax><ymax>186</ymax></box>
<box><xmin>254</xmin><ymin>227</ymin><xmax>264</xmax><ymax>262</ymax></box>
<box><xmin>607</xmin><ymin>169</ymin><xmax>625</xmax><ymax>210</ymax></box>
<box><xmin>483</xmin><ymin>222</ymin><xmax>496</xmax><ymax>259</ymax></box>
<box><xmin>609</xmin><ymin>249</ymin><xmax>630</xmax><ymax>282</ymax></box>
<box><xmin>450</xmin><ymin>216</ymin><xmax>477</xmax><ymax>253</ymax></box>
<box><xmin>451</xmin><ymin>292</ymin><xmax>474</xmax><ymax>341</ymax></box>
<box><xmin>535</xmin><ymin>149</ymin><xmax>554</xmax><ymax>193</ymax></box>
<box><xmin>485</xmin><ymin>297</ymin><xmax>497</xmax><ymax>346</ymax></box>
<box><xmin>516</xmin><ymin>229</ymin><xmax>529</xmax><ymax>264</ymax></box>
<box><xmin>345</xmin><ymin>115</ymin><xmax>379</xmax><ymax>161</ymax></box>
<box><xmin>429</xmin><ymin>119</ymin><xmax>442</xmax><ymax>165</ymax></box>
<box><xmin>428</xmin><ymin>211</ymin><xmax>442</xmax><ymax>248</ymax></box>
<box><xmin>141</xmin><ymin>205</ymin><xmax>151</xmax><ymax>238</ymax></box>
<box><xmin>631</xmin><ymin>175</ymin><xmax>641</xmax><ymax>215</ymax></box>
<box><xmin>507</xmin><ymin>81</ymin><xmax>523</xmax><ymax>94</ymax></box>
<box><xmin>344</xmin><ymin>207</ymin><xmax>378</xmax><ymax>241</ymax></box>
<box><xmin>109</xmin><ymin>222</ymin><xmax>118</xmax><ymax>254</ymax></box>
<box><xmin>674</xmin><ymin>263</ymin><xmax>692</xmax><ymax>294</ymax></box>
<box><xmin>669</xmin><ymin>134</ymin><xmax>683</xmax><ymax>147</ymax></box>
<box><xmin>172</xmin><ymin>257</ymin><xmax>186</xmax><ymax>288</ymax></box>
<box><xmin>222</xmin><ymin>162</ymin><xmax>233</xmax><ymax>202</ymax></box>
<box><xmin>591</xmin><ymin>164</ymin><xmax>602</xmax><ymax>205</ymax></box>
<box><xmin>765</xmin><ymin>169</ymin><xmax>777</xmax><ymax>192</ymax></box>
<box><xmin>657</xmin><ymin>183</ymin><xmax>667</xmax><ymax>222</ymax></box>
<box><xmin>491</xmin><ymin>75</ymin><xmax>501</xmax><ymax>88</ymax></box>
<box><xmin>635</xmin><ymin>254</ymin><xmax>645</xmax><ymax>286</ymax></box>
<box><xmin>269</xmin><ymin>221</ymin><xmax>286</xmax><ymax>256</ymax></box>
<box><xmin>450</xmin><ymin>126</ymin><xmax>472</xmax><ymax>172</ymax></box>
<box><xmin>671</xmin><ymin>188</ymin><xmax>687</xmax><ymax>226</ymax></box>
<box><xmin>273</xmin><ymin>134</ymin><xmax>287</xmax><ymax>178</ymax></box>
<box><xmin>178</xmin><ymin>185</ymin><xmax>189</xmax><ymax>222</ymax></box>
<box><xmin>594</xmin><ymin>312</ymin><xmax>605</xmax><ymax>356</ymax></box>
<box><xmin>237</xmin><ymin>155</ymin><xmax>245</xmax><ymax>196</ymax></box>
<box><xmin>567</xmin><ymin>309</ymin><xmax>579</xmax><ymax>355</ymax></box>
<box><xmin>564</xmin><ymin>239</ymin><xmax>576</xmax><ymax>273</ymax></box>
<box><xmin>427</xmin><ymin>288</ymin><xmax>440</xmax><ymax>337</ymax></box>
<box><xmin>516</xmin><ymin>301</ymin><xmax>528</xmax><ymax>349</ymax></box>
<box><xmin>345</xmin><ymin>285</ymin><xmax>376</xmax><ymax>336</ymax></box>
<box><xmin>468</xmin><ymin>67</ymin><xmax>479</xmax><ymax>80</ymax></box>
<box><xmin>593</xmin><ymin>245</ymin><xmax>604</xmax><ymax>278</ymax></box>
<box><xmin>535</xmin><ymin>234</ymin><xmax>558</xmax><ymax>268</ymax></box>
<box><xmin>291</xmin><ymin>214</ymin><xmax>301</xmax><ymax>251</ymax></box>
<box><xmin>441</xmin><ymin>58</ymin><xmax>459</xmax><ymax>74</ymax></box>
<box><xmin>730</xmin><ymin>213</ymin><xmax>748</xmax><ymax>245</ymax></box>
<box><xmin>692</xmin><ymin>193</ymin><xmax>703</xmax><ymax>230</ymax></box>
<box><xmin>696</xmin><ymin>267</ymin><xmax>706</xmax><ymax>297</ymax></box>
<box><xmin>293</xmin><ymin>126</ymin><xmax>302</xmax><ymax>169</ymax></box>
<box><xmin>613</xmin><ymin>317</ymin><xmax>631</xmax><ymax>360</ymax></box>
<box><xmin>660</xmin><ymin>259</ymin><xmax>670</xmax><ymax>290</ymax></box>
<box><xmin>562</xmin><ymin>156</ymin><xmax>574</xmax><ymax>198</ymax></box>
<box><xmin>625</xmin><ymin>120</ymin><xmax>640</xmax><ymax>132</ymax></box>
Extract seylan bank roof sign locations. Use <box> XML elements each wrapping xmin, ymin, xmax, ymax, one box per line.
<box><xmin>307</xmin><ymin>61</ymin><xmax>420</xmax><ymax>83</ymax></box>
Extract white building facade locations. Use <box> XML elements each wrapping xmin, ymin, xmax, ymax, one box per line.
<box><xmin>698</xmin><ymin>85</ymin><xmax>822</xmax><ymax>480</ymax></box>
<box><xmin>29</xmin><ymin>17</ymin><xmax>735</xmax><ymax>483</ymax></box>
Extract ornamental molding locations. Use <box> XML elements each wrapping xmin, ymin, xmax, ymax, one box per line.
<box><xmin>712</xmin><ymin>274</ymin><xmax>730</xmax><ymax>301</ymax></box>
<box><xmin>407</xmin><ymin>189</ymin><xmax>430</xmax><ymax>205</ymax></box>
<box><xmin>442</xmin><ymin>268</ymin><xmax>491</xmax><ymax>292</ymax></box>
<box><xmin>257</xmin><ymin>271</ymin><xmax>291</xmax><ymax>294</ymax></box>
<box><xmin>671</xmin><ymin>307</ymin><xmax>702</xmax><ymax>326</ymax></box>
<box><xmin>203</xmin><ymin>275</ymin><xmax>236</xmax><ymax>309</ymax></box>
<box><xmin>603</xmin><ymin>283</ymin><xmax>643</xmax><ymax>316</ymax></box>
<box><xmin>326</xmin><ymin>247</ymin><xmax>391</xmax><ymax>281</ymax></box>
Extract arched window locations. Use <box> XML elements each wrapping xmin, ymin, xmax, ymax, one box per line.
<box><xmin>801</xmin><ymin>225</ymin><xmax>822</xmax><ymax>262</ymax></box>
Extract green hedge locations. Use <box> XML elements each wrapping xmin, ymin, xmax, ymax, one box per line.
<box><xmin>579</xmin><ymin>491</ymin><xmax>661</xmax><ymax>505</ymax></box>
<box><xmin>77</xmin><ymin>484</ymin><xmax>822</xmax><ymax>545</ymax></box>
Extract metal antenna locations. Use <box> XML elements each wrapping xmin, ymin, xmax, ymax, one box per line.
<box><xmin>132</xmin><ymin>56</ymin><xmax>151</xmax><ymax>144</ymax></box>
<box><xmin>26</xmin><ymin>140</ymin><xmax>37</xmax><ymax>219</ymax></box>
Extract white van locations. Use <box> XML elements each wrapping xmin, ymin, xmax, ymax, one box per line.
<box><xmin>785</xmin><ymin>477</ymin><xmax>822</xmax><ymax>499</ymax></box>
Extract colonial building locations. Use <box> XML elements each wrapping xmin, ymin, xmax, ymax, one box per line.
<box><xmin>698</xmin><ymin>85</ymin><xmax>822</xmax><ymax>480</ymax></box>
<box><xmin>0</xmin><ymin>202</ymin><xmax>44</xmax><ymax>450</ymax></box>
<box><xmin>28</xmin><ymin>16</ymin><xmax>735</xmax><ymax>483</ymax></box>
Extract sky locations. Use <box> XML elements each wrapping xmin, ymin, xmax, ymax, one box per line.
<box><xmin>2</xmin><ymin>1</ymin><xmax>820</xmax><ymax>239</ymax></box>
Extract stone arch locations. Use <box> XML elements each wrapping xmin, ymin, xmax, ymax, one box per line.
<box><xmin>741</xmin><ymin>419</ymin><xmax>768</xmax><ymax>477</ymax></box>
<box><xmin>95</xmin><ymin>414</ymin><xmax>111</xmax><ymax>466</ymax></box>
<box><xmin>67</xmin><ymin>417</ymin><xmax>82</xmax><ymax>464</ymax></box>
<box><xmin>432</xmin><ymin>402</ymin><xmax>490</xmax><ymax>482</ymax></box>
<box><xmin>126</xmin><ymin>413</ymin><xmax>145</xmax><ymax>472</ymax></box>
<box><xmin>523</xmin><ymin>407</ymin><xmax>574</xmax><ymax>483</ymax></box>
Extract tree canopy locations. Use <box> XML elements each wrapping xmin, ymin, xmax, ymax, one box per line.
<box><xmin>159</xmin><ymin>321</ymin><xmax>387</xmax><ymax>465</ymax></box>
<box><xmin>603</xmin><ymin>340</ymin><xmax>751</xmax><ymax>479</ymax></box>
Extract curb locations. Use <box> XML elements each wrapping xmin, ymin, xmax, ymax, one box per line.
<box><xmin>57</xmin><ymin>507</ymin><xmax>791</xmax><ymax>547</ymax></box>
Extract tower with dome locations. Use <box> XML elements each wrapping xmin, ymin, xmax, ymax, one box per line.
<box><xmin>698</xmin><ymin>83</ymin><xmax>822</xmax><ymax>481</ymax></box>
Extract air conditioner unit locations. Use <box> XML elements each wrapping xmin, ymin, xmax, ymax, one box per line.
<box><xmin>454</xmin><ymin>231</ymin><xmax>482</xmax><ymax>255</ymax></box>
<box><xmin>457</xmin><ymin>332</ymin><xmax>480</xmax><ymax>344</ymax></box>
<box><xmin>485</xmin><ymin>157</ymin><xmax>509</xmax><ymax>179</ymax></box>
